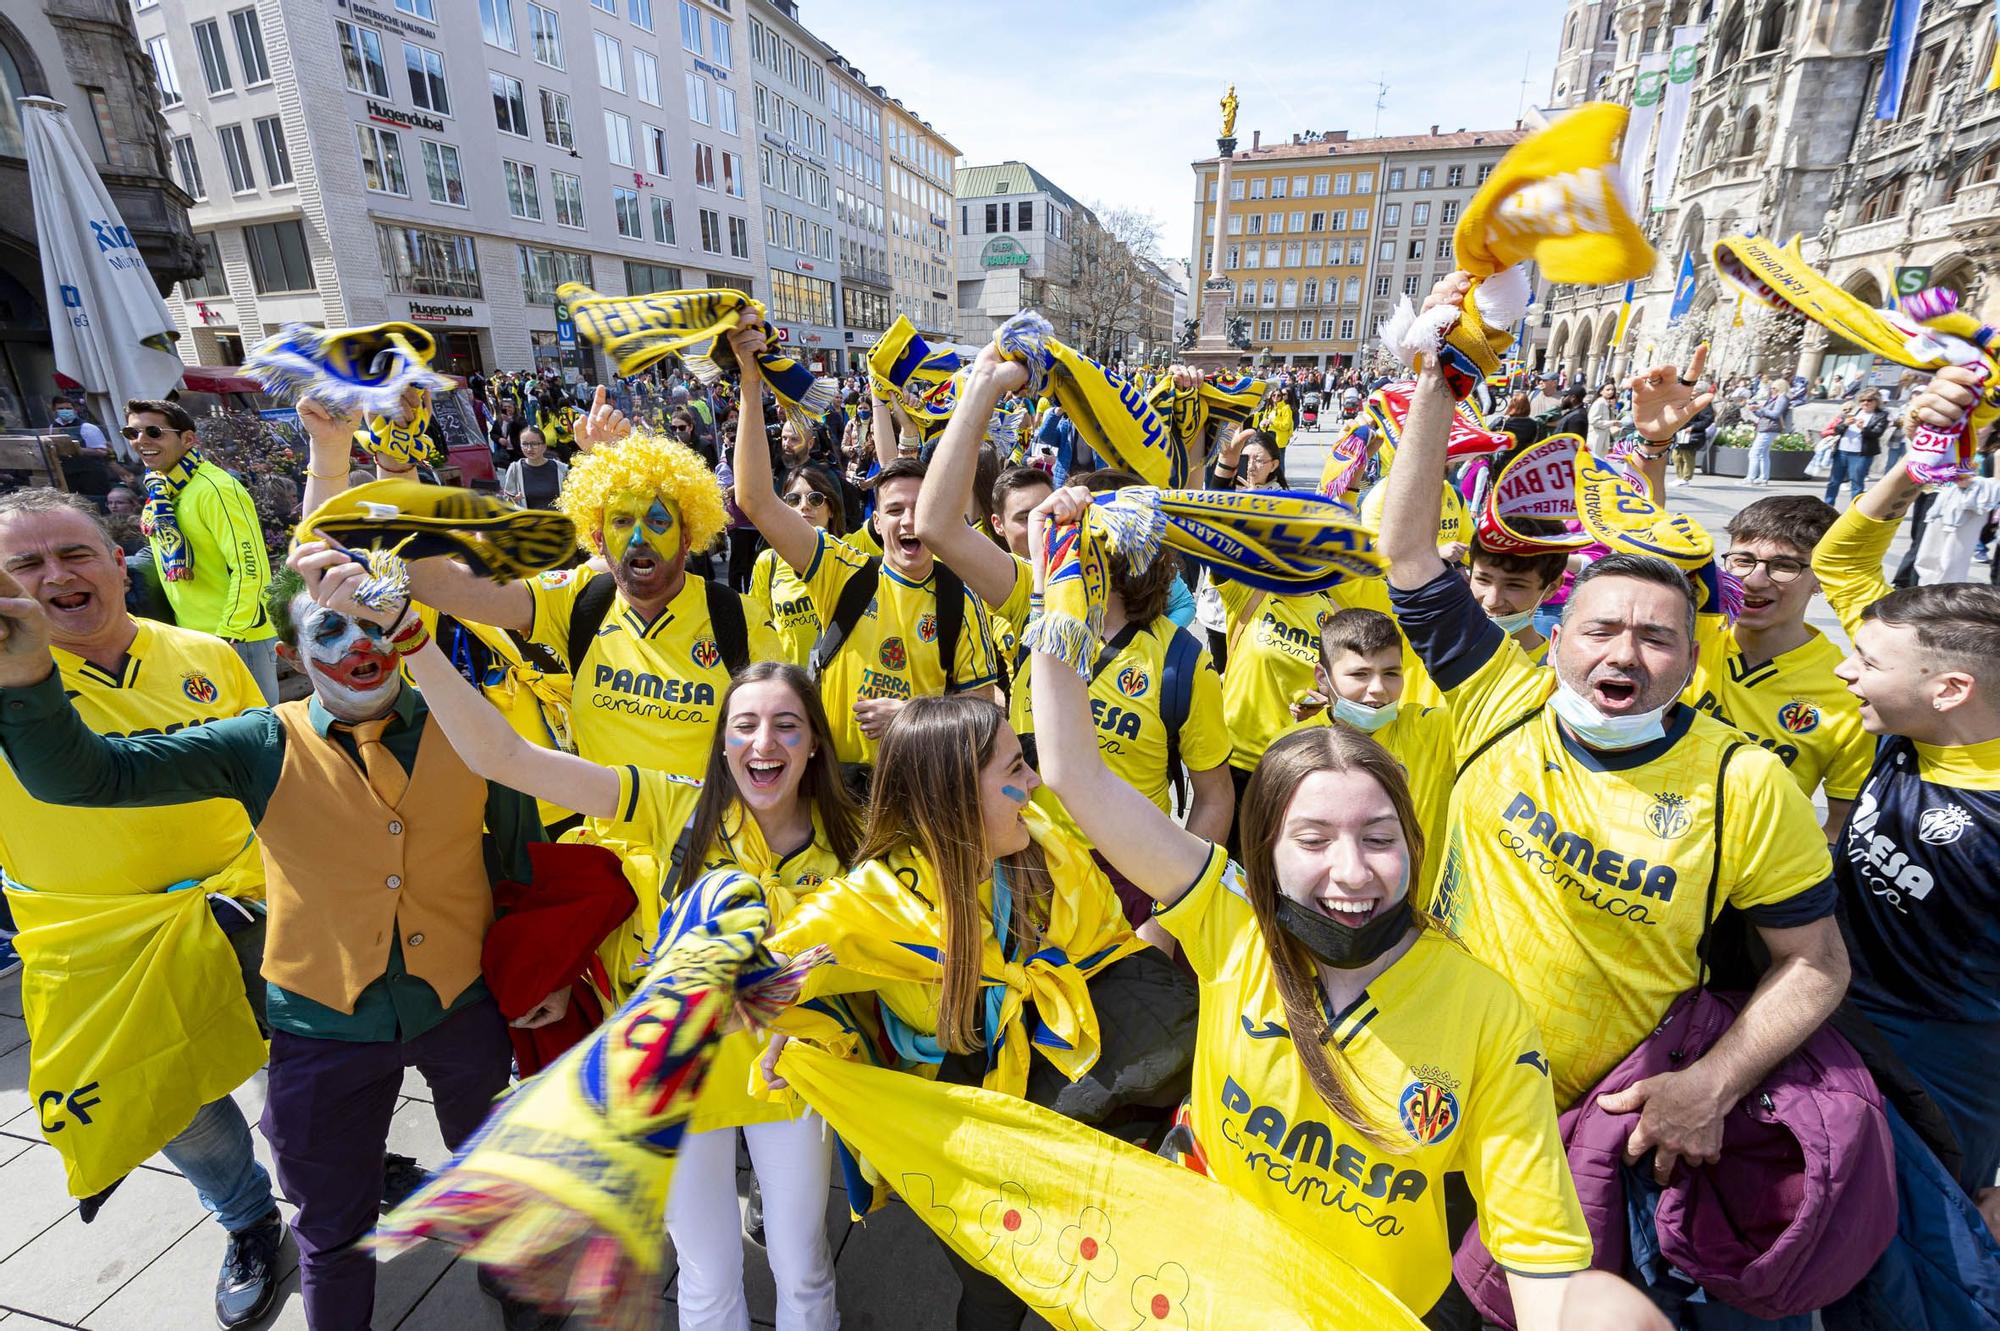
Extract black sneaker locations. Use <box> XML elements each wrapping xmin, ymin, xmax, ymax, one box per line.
<box><xmin>381</xmin><ymin>1152</ymin><xmax>429</xmax><ymax>1212</ymax></box>
<box><xmin>743</xmin><ymin>1175</ymin><xmax>765</xmax><ymax>1247</ymax></box>
<box><xmin>215</xmin><ymin>1210</ymin><xmax>282</xmax><ymax>1329</ymax></box>
<box><xmin>78</xmin><ymin>1175</ymin><xmax>124</xmax><ymax>1224</ymax></box>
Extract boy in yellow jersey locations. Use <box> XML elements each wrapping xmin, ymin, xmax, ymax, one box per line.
<box><xmin>1465</xmin><ymin>530</ymin><xmax>1569</xmax><ymax>668</ymax></box>
<box><xmin>1378</xmin><ymin>278</ymin><xmax>1847</xmax><ymax>1160</ymax></box>
<box><xmin>0</xmin><ymin>490</ymin><xmax>281</xmax><ymax>1330</ymax></box>
<box><xmin>729</xmin><ymin>323</ymin><xmax>998</xmax><ymax>774</ymax></box>
<box><xmin>1815</xmin><ymin>362</ymin><xmax>2000</xmax><ymax>1220</ymax></box>
<box><xmin>1297</xmin><ymin>608</ymin><xmax>1456</xmax><ymax>903</ymax></box>
<box><xmin>1217</xmin><ymin>576</ymin><xmax>1341</xmax><ymax>820</ymax></box>
<box><xmin>1678</xmin><ymin>496</ymin><xmax>1872</xmax><ymax>837</ymax></box>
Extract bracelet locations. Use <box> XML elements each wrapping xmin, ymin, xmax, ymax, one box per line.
<box><xmin>308</xmin><ymin>468</ymin><xmax>347</xmax><ymax>481</ymax></box>
<box><xmin>386</xmin><ymin>610</ymin><xmax>430</xmax><ymax>657</ymax></box>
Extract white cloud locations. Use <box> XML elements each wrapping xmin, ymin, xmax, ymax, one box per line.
<box><xmin>802</xmin><ymin>0</ymin><xmax>1558</xmax><ymax>261</ymax></box>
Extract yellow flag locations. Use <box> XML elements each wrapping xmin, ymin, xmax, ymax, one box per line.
<box><xmin>778</xmin><ymin>1041</ymin><xmax>1427</xmax><ymax>1330</ymax></box>
<box><xmin>1454</xmin><ymin>103</ymin><xmax>1655</xmax><ymax>285</ymax></box>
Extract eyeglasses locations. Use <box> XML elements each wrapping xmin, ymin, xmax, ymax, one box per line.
<box><xmin>1720</xmin><ymin>552</ymin><xmax>1810</xmax><ymax>584</ymax></box>
<box><xmin>783</xmin><ymin>490</ymin><xmax>829</xmax><ymax>508</ymax></box>
<box><xmin>121</xmin><ymin>424</ymin><xmax>182</xmax><ymax>441</ymax></box>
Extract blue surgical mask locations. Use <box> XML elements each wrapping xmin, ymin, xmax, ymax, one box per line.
<box><xmin>1331</xmin><ymin>694</ymin><xmax>1399</xmax><ymax>734</ymax></box>
<box><xmin>1490</xmin><ymin>606</ymin><xmax>1539</xmax><ymax>635</ymax></box>
<box><xmin>1547</xmin><ymin>680</ymin><xmax>1672</xmax><ymax>750</ymax></box>
<box><xmin>53</xmin><ymin>409</ymin><xmax>77</xmax><ymax>425</ymax></box>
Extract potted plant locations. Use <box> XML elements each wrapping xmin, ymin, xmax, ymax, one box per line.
<box><xmin>1705</xmin><ymin>426</ymin><xmax>1815</xmax><ymax>480</ymax></box>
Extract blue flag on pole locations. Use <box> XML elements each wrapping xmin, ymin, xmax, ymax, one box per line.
<box><xmin>1668</xmin><ymin>248</ymin><xmax>1698</xmax><ymax>324</ymax></box>
<box><xmin>1876</xmin><ymin>0</ymin><xmax>1926</xmax><ymax>119</ymax></box>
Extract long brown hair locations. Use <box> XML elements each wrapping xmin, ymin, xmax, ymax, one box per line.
<box><xmin>682</xmin><ymin>662</ymin><xmax>862</xmax><ymax>883</ymax></box>
<box><xmin>1239</xmin><ymin>725</ymin><xmax>1430</xmax><ymax>1148</ymax></box>
<box><xmin>857</xmin><ymin>694</ymin><xmax>1054</xmax><ymax>1054</ymax></box>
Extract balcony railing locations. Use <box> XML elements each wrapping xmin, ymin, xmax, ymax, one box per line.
<box><xmin>1830</xmin><ymin>215</ymin><xmax>1909</xmax><ymax>260</ymax></box>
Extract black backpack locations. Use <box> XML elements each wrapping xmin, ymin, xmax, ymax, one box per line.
<box><xmin>564</xmin><ymin>572</ymin><xmax>750</xmax><ymax>677</ymax></box>
<box><xmin>808</xmin><ymin>556</ymin><xmax>966</xmax><ymax>689</ymax></box>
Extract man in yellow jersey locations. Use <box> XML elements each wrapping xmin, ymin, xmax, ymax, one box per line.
<box><xmin>1814</xmin><ymin>362</ymin><xmax>2000</xmax><ymax>1221</ymax></box>
<box><xmin>0</xmin><ymin>490</ymin><xmax>282</xmax><ymax>1329</ymax></box>
<box><xmin>1379</xmin><ymin>277</ymin><xmax>1847</xmax><ymax>1165</ymax></box>
<box><xmin>1298</xmin><ymin>607</ymin><xmax>1456</xmax><ymax>901</ymax></box>
<box><xmin>1674</xmin><ymin>496</ymin><xmax>1871</xmax><ymax>837</ymax></box>
<box><xmin>729</xmin><ymin>322</ymin><xmax>998</xmax><ymax>776</ymax></box>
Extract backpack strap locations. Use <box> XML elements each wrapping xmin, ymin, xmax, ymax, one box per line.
<box><xmin>1161</xmin><ymin>626</ymin><xmax>1202</xmax><ymax>805</ymax></box>
<box><xmin>660</xmin><ymin>818</ymin><xmax>704</xmax><ymax>904</ymax></box>
<box><xmin>702</xmin><ymin>578</ymin><xmax>750</xmax><ymax>674</ymax></box>
<box><xmin>810</xmin><ymin>557</ymin><xmax>882</xmax><ymax>680</ymax></box>
<box><xmin>933</xmin><ymin>562</ymin><xmax>964</xmax><ymax>691</ymax></box>
<box><xmin>1696</xmin><ymin>740</ymin><xmax>1746</xmax><ymax>993</ymax></box>
<box><xmin>565</xmin><ymin>572</ymin><xmax>620</xmax><ymax>675</ymax></box>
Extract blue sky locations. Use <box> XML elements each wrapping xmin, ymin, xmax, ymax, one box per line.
<box><xmin>803</xmin><ymin>0</ymin><xmax>1561</xmax><ymax>264</ymax></box>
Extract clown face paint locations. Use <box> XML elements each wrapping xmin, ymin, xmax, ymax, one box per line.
<box><xmin>601</xmin><ymin>491</ymin><xmax>686</xmax><ymax>608</ymax></box>
<box><xmin>287</xmin><ymin>595</ymin><xmax>402</xmax><ymax>720</ymax></box>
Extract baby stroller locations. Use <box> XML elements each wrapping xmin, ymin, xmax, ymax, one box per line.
<box><xmin>1301</xmin><ymin>390</ymin><xmax>1321</xmax><ymax>428</ymax></box>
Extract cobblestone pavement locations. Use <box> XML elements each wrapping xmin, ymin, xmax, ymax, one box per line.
<box><xmin>0</xmin><ymin>430</ymin><xmax>1915</xmax><ymax>1329</ymax></box>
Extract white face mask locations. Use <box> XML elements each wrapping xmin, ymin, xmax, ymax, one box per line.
<box><xmin>1490</xmin><ymin>606</ymin><xmax>1539</xmax><ymax>635</ymax></box>
<box><xmin>1331</xmin><ymin>694</ymin><xmax>1399</xmax><ymax>733</ymax></box>
<box><xmin>1547</xmin><ymin>680</ymin><xmax>1672</xmax><ymax>750</ymax></box>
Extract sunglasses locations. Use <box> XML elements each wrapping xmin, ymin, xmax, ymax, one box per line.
<box><xmin>783</xmin><ymin>490</ymin><xmax>829</xmax><ymax>508</ymax></box>
<box><xmin>121</xmin><ymin>424</ymin><xmax>183</xmax><ymax>441</ymax></box>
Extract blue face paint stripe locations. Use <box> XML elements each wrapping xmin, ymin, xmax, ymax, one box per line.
<box><xmin>1001</xmin><ymin>784</ymin><xmax>1029</xmax><ymax>803</ymax></box>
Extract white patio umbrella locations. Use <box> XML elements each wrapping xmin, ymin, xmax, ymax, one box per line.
<box><xmin>21</xmin><ymin>95</ymin><xmax>183</xmax><ymax>452</ymax></box>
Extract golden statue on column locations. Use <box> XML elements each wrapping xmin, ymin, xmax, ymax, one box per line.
<box><xmin>1220</xmin><ymin>84</ymin><xmax>1239</xmax><ymax>141</ymax></box>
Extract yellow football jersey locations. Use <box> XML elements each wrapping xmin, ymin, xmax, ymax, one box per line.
<box><xmin>749</xmin><ymin>545</ymin><xmax>820</xmax><ymax>667</ymax></box>
<box><xmin>1433</xmin><ymin>639</ymin><xmax>1833</xmax><ymax>1107</ymax></box>
<box><xmin>1329</xmin><ymin>576</ymin><xmax>1443</xmax><ymax>710</ymax></box>
<box><xmin>1686</xmin><ymin>619</ymin><xmax>1872</xmax><ymax>802</ymax></box>
<box><xmin>1012</xmin><ymin>617</ymin><xmax>1229</xmax><ymax>814</ymax></box>
<box><xmin>989</xmin><ymin>553</ymin><xmax>1035</xmax><ymax>672</ymax></box>
<box><xmin>606</xmin><ymin>764</ymin><xmax>845</xmax><ymax>1131</ymax></box>
<box><xmin>1218</xmin><ymin>579</ymin><xmax>1340</xmax><ymax>771</ymax></box>
<box><xmin>527</xmin><ymin>566</ymin><xmax>785</xmax><ymax>779</ymax></box>
<box><xmin>1157</xmin><ymin>845</ymin><xmax>1590</xmax><ymax>1313</ymax></box>
<box><xmin>799</xmin><ymin>530</ymin><xmax>1001</xmax><ymax>765</ymax></box>
<box><xmin>0</xmin><ymin>622</ymin><xmax>263</xmax><ymax>897</ymax></box>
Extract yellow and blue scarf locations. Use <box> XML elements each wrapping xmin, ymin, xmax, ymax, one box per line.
<box><xmin>243</xmin><ymin>321</ymin><xmax>449</xmax><ymax>418</ymax></box>
<box><xmin>140</xmin><ymin>447</ymin><xmax>202</xmax><ymax>583</ymax></box>
<box><xmin>1573</xmin><ymin>449</ymin><xmax>1711</xmax><ymax>569</ymax></box>
<box><xmin>374</xmin><ymin>869</ymin><xmax>825</xmax><ymax>1329</ymax></box>
<box><xmin>994</xmin><ymin>313</ymin><xmax>1185</xmax><ymax>488</ymax></box>
<box><xmin>557</xmin><ymin>283</ymin><xmax>837</xmax><ymax>439</ymax></box>
<box><xmin>1713</xmin><ymin>233</ymin><xmax>2000</xmax><ymax>481</ymax></box>
<box><xmin>867</xmin><ymin>316</ymin><xmax>966</xmax><ymax>442</ymax></box>
<box><xmin>1145</xmin><ymin>372</ymin><xmax>1267</xmax><ymax>463</ymax></box>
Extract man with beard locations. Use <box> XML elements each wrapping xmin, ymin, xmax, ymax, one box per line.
<box><xmin>0</xmin><ymin>555</ymin><xmax>567</xmax><ymax>1331</ymax></box>
<box><xmin>0</xmin><ymin>488</ymin><xmax>280</xmax><ymax>1329</ymax></box>
<box><xmin>1378</xmin><ymin>274</ymin><xmax>1848</xmax><ymax>1156</ymax></box>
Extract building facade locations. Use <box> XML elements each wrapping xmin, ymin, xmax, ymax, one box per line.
<box><xmin>747</xmin><ymin>0</ymin><xmax>838</xmax><ymax>365</ymax></box>
<box><xmin>954</xmin><ymin>160</ymin><xmax>1083</xmax><ymax>345</ymax></box>
<box><xmin>136</xmin><ymin>0</ymin><xmax>764</xmax><ymax>376</ymax></box>
<box><xmin>826</xmin><ymin>50</ymin><xmax>887</xmax><ymax>371</ymax></box>
<box><xmin>884</xmin><ymin>98</ymin><xmax>958</xmax><ymax>341</ymax></box>
<box><xmin>1550</xmin><ymin>0</ymin><xmax>1621</xmax><ymax>107</ymax></box>
<box><xmin>1368</xmin><ymin>130</ymin><xmax>1526</xmax><ymax>359</ymax></box>
<box><xmin>1</xmin><ymin>0</ymin><xmax>197</xmax><ymax>430</ymax></box>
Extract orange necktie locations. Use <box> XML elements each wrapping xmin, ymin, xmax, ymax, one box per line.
<box><xmin>346</xmin><ymin>716</ymin><xmax>409</xmax><ymax>806</ymax></box>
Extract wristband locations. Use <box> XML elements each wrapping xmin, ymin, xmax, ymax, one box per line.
<box><xmin>308</xmin><ymin>468</ymin><xmax>348</xmax><ymax>481</ymax></box>
<box><xmin>386</xmin><ymin>610</ymin><xmax>429</xmax><ymax>657</ymax></box>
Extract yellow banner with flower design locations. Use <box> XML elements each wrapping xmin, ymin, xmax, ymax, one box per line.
<box><xmin>776</xmin><ymin>1041</ymin><xmax>1424</xmax><ymax>1330</ymax></box>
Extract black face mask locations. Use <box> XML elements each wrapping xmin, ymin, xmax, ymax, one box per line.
<box><xmin>1273</xmin><ymin>895</ymin><xmax>1413</xmax><ymax>970</ymax></box>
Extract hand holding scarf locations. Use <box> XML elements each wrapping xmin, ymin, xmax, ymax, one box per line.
<box><xmin>141</xmin><ymin>447</ymin><xmax>203</xmax><ymax>583</ymax></box>
<box><xmin>993</xmin><ymin>313</ymin><xmax>1185</xmax><ymax>488</ymax></box>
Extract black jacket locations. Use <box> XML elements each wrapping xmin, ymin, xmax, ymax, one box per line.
<box><xmin>1840</xmin><ymin>408</ymin><xmax>1891</xmax><ymax>458</ymax></box>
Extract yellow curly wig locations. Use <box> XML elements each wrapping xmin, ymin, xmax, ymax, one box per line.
<box><xmin>556</xmin><ymin>429</ymin><xmax>729</xmax><ymax>556</ymax></box>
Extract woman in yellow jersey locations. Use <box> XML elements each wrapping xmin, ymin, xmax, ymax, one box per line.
<box><xmin>1024</xmin><ymin>485</ymin><xmax>1595</xmax><ymax>1329</ymax></box>
<box><xmin>749</xmin><ymin>463</ymin><xmax>845</xmax><ymax>666</ymax></box>
<box><xmin>292</xmin><ymin>546</ymin><xmax>859</xmax><ymax>1331</ymax></box>
<box><xmin>762</xmin><ymin>694</ymin><xmax>1198</xmax><ymax>1331</ymax></box>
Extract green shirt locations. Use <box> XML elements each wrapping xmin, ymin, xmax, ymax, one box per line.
<box><xmin>0</xmin><ymin>669</ymin><xmax>540</xmax><ymax>1042</ymax></box>
<box><xmin>151</xmin><ymin>459</ymin><xmax>276</xmax><ymax>642</ymax></box>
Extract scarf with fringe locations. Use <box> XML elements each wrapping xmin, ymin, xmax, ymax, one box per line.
<box><xmin>1713</xmin><ymin>233</ymin><xmax>2000</xmax><ymax>482</ymax></box>
<box><xmin>557</xmin><ymin>283</ymin><xmax>837</xmax><ymax>437</ymax></box>
<box><xmin>243</xmin><ymin>321</ymin><xmax>451</xmax><ymax>419</ymax></box>
<box><xmin>1380</xmin><ymin>103</ymin><xmax>1654</xmax><ymax>399</ymax></box>
<box><xmin>374</xmin><ymin>869</ymin><xmax>827</xmax><ymax>1331</ymax></box>
<box><xmin>867</xmin><ymin>315</ymin><xmax>965</xmax><ymax>441</ymax></box>
<box><xmin>993</xmin><ymin>313</ymin><xmax>1185</xmax><ymax>488</ymax></box>
<box><xmin>1145</xmin><ymin>372</ymin><xmax>1267</xmax><ymax>464</ymax></box>
<box><xmin>294</xmin><ymin>478</ymin><xmax>577</xmax><ymax>611</ymax></box>
<box><xmin>1023</xmin><ymin>488</ymin><xmax>1382</xmax><ymax>674</ymax></box>
<box><xmin>358</xmin><ymin>396</ymin><xmax>440</xmax><ymax>468</ymax></box>
<box><xmin>1316</xmin><ymin>420</ymin><xmax>1372</xmax><ymax>504</ymax></box>
<box><xmin>140</xmin><ymin>446</ymin><xmax>203</xmax><ymax>583</ymax></box>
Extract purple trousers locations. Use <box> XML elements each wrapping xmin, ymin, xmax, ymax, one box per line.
<box><xmin>260</xmin><ymin>998</ymin><xmax>511</xmax><ymax>1331</ymax></box>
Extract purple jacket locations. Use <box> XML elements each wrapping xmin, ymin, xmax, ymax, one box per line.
<box><xmin>1455</xmin><ymin>989</ymin><xmax>1897</xmax><ymax>1326</ymax></box>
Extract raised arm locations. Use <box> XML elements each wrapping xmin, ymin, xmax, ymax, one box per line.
<box><xmin>1625</xmin><ymin>344</ymin><xmax>1713</xmax><ymax>506</ymax></box>
<box><xmin>297</xmin><ymin>395</ymin><xmax>361</xmax><ymax>518</ymax></box>
<box><xmin>871</xmin><ymin>387</ymin><xmax>902</xmax><ymax>469</ymax></box>
<box><xmin>288</xmin><ymin>542</ymin><xmax>620</xmax><ymax>817</ymax></box>
<box><xmin>725</xmin><ymin>324</ymin><xmax>820</xmax><ymax>575</ymax></box>
<box><xmin>1027</xmin><ymin>488</ymin><xmax>1211</xmax><ymax>899</ymax></box>
<box><xmin>914</xmin><ymin>344</ymin><xmax>1031</xmax><ymax>609</ymax></box>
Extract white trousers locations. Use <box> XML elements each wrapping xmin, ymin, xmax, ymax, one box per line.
<box><xmin>666</xmin><ymin>1115</ymin><xmax>839</xmax><ymax>1331</ymax></box>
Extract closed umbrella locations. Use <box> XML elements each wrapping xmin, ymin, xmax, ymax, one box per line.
<box><xmin>22</xmin><ymin>96</ymin><xmax>182</xmax><ymax>447</ymax></box>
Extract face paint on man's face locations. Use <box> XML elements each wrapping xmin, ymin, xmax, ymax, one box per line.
<box><xmin>294</xmin><ymin>598</ymin><xmax>401</xmax><ymax>718</ymax></box>
<box><xmin>602</xmin><ymin>491</ymin><xmax>681</xmax><ymax>566</ymax></box>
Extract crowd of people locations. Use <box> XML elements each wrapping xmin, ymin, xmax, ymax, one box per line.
<box><xmin>0</xmin><ymin>261</ymin><xmax>1995</xmax><ymax>1331</ymax></box>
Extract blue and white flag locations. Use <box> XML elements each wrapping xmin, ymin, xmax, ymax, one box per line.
<box><xmin>1876</xmin><ymin>0</ymin><xmax>1927</xmax><ymax>119</ymax></box>
<box><xmin>1668</xmin><ymin>248</ymin><xmax>1699</xmax><ymax>324</ymax></box>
